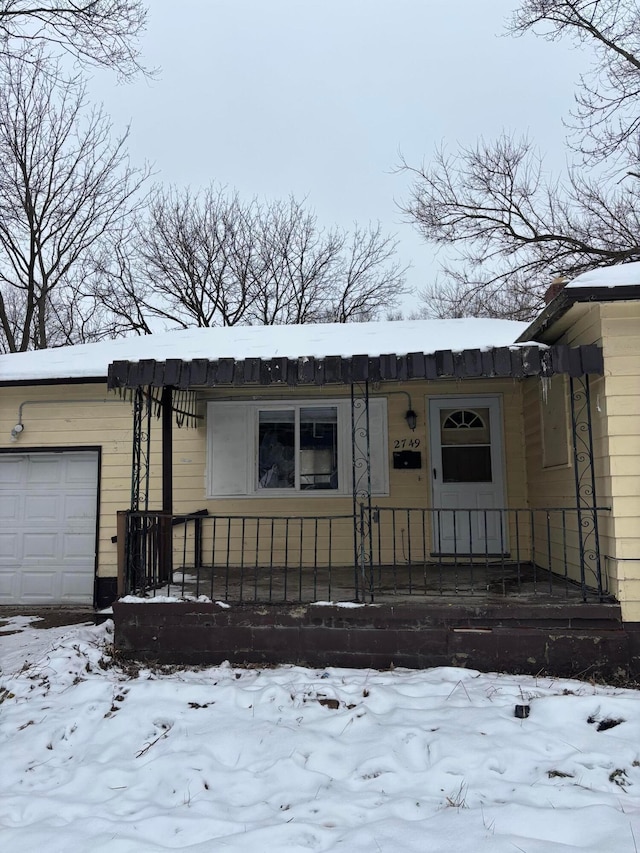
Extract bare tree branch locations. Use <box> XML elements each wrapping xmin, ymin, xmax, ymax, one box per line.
<box><xmin>0</xmin><ymin>1</ymin><xmax>150</xmax><ymax>79</ymax></box>
<box><xmin>511</xmin><ymin>0</ymin><xmax>640</xmax><ymax>166</ymax></box>
<box><xmin>329</xmin><ymin>224</ymin><xmax>406</xmax><ymax>323</ymax></box>
<box><xmin>0</xmin><ymin>50</ymin><xmax>149</xmax><ymax>352</ymax></box>
<box><xmin>93</xmin><ymin>187</ymin><xmax>407</xmax><ymax>331</ymax></box>
<box><xmin>401</xmin><ymin>0</ymin><xmax>640</xmax><ymax>320</ymax></box>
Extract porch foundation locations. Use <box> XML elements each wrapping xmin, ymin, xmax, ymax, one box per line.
<box><xmin>112</xmin><ymin>599</ymin><xmax>639</xmax><ymax>680</ymax></box>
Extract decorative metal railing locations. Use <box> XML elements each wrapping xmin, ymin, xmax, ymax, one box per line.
<box><xmin>122</xmin><ymin>506</ymin><xmax>611</xmax><ymax>604</ymax></box>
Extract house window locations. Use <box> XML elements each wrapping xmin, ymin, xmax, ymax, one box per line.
<box><xmin>258</xmin><ymin>406</ymin><xmax>338</xmax><ymax>490</ymax></box>
<box><xmin>440</xmin><ymin>407</ymin><xmax>492</xmax><ymax>483</ymax></box>
<box><xmin>206</xmin><ymin>398</ymin><xmax>388</xmax><ymax>498</ymax></box>
<box><xmin>540</xmin><ymin>376</ymin><xmax>570</xmax><ymax>468</ymax></box>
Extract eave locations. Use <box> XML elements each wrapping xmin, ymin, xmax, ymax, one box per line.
<box><xmin>517</xmin><ymin>284</ymin><xmax>640</xmax><ymax>344</ymax></box>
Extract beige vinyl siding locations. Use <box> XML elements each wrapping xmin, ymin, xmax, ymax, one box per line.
<box><xmin>0</xmin><ymin>384</ymin><xmax>139</xmax><ymax>580</ymax></box>
<box><xmin>524</xmin><ymin>303</ymin><xmax>612</xmax><ymax>591</ymax></box>
<box><xmin>524</xmin><ymin>300</ymin><xmax>640</xmax><ymax>619</ymax></box>
<box><xmin>188</xmin><ymin>378</ymin><xmax>527</xmax><ymax>508</ymax></box>
<box><xmin>599</xmin><ymin>301</ymin><xmax>640</xmax><ymax>620</ymax></box>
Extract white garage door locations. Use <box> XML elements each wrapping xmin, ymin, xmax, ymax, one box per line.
<box><xmin>0</xmin><ymin>452</ymin><xmax>98</xmax><ymax>605</ymax></box>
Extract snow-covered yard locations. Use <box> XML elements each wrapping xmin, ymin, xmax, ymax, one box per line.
<box><xmin>1</xmin><ymin>617</ymin><xmax>640</xmax><ymax>852</ymax></box>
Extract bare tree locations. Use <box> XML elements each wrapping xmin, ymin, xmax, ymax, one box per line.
<box><xmin>87</xmin><ymin>232</ymin><xmax>155</xmax><ymax>336</ymax></box>
<box><xmin>97</xmin><ymin>187</ymin><xmax>407</xmax><ymax>331</ymax></box>
<box><xmin>0</xmin><ymin>0</ymin><xmax>149</xmax><ymax>79</ymax></box>
<box><xmin>329</xmin><ymin>224</ymin><xmax>405</xmax><ymax>323</ymax></box>
<box><xmin>248</xmin><ymin>197</ymin><xmax>344</xmax><ymax>325</ymax></box>
<box><xmin>122</xmin><ymin>186</ymin><xmax>254</xmax><ymax>330</ymax></box>
<box><xmin>401</xmin><ymin>0</ymin><xmax>640</xmax><ymax>319</ymax></box>
<box><xmin>512</xmin><ymin>0</ymin><xmax>640</xmax><ymax>166</ymax></box>
<box><xmin>250</xmin><ymin>201</ymin><xmax>405</xmax><ymax>324</ymax></box>
<box><xmin>419</xmin><ymin>270</ymin><xmax>549</xmax><ymax>322</ymax></box>
<box><xmin>0</xmin><ymin>51</ymin><xmax>148</xmax><ymax>352</ymax></box>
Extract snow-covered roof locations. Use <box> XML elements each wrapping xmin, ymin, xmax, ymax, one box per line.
<box><xmin>567</xmin><ymin>261</ymin><xmax>640</xmax><ymax>289</ymax></box>
<box><xmin>0</xmin><ymin>318</ymin><xmax>530</xmax><ymax>383</ymax></box>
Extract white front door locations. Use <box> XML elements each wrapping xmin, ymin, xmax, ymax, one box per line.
<box><xmin>429</xmin><ymin>396</ymin><xmax>506</xmax><ymax>555</ymax></box>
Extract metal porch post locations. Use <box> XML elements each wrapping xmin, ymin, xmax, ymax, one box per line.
<box><xmin>159</xmin><ymin>385</ymin><xmax>174</xmax><ymax>584</ymax></box>
<box><xmin>131</xmin><ymin>385</ymin><xmax>152</xmax><ymax>512</ymax></box>
<box><xmin>569</xmin><ymin>374</ymin><xmax>604</xmax><ymax>599</ymax></box>
<box><xmin>351</xmin><ymin>380</ymin><xmax>373</xmax><ymax>602</ymax></box>
<box><xmin>127</xmin><ymin>386</ymin><xmax>152</xmax><ymax>593</ymax></box>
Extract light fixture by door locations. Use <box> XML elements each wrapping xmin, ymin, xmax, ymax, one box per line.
<box><xmin>404</xmin><ymin>408</ymin><xmax>417</xmax><ymax>431</ymax></box>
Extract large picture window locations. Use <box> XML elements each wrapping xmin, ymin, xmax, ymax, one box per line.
<box><xmin>206</xmin><ymin>398</ymin><xmax>388</xmax><ymax>498</ymax></box>
<box><xmin>258</xmin><ymin>406</ymin><xmax>338</xmax><ymax>490</ymax></box>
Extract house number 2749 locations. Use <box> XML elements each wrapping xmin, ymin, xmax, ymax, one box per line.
<box><xmin>393</xmin><ymin>438</ymin><xmax>421</xmax><ymax>449</ymax></box>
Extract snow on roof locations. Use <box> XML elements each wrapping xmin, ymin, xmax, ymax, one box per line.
<box><xmin>0</xmin><ymin>318</ymin><xmax>530</xmax><ymax>383</ymax></box>
<box><xmin>567</xmin><ymin>261</ymin><xmax>640</xmax><ymax>289</ymax></box>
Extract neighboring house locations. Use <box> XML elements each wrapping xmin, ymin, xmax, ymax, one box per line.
<box><xmin>0</xmin><ymin>263</ymin><xmax>639</xmax><ymax>675</ymax></box>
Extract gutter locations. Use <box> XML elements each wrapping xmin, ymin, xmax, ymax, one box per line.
<box><xmin>0</xmin><ymin>375</ymin><xmax>107</xmax><ymax>388</ymax></box>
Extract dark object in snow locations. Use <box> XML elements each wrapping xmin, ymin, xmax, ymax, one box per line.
<box><xmin>514</xmin><ymin>704</ymin><xmax>530</xmax><ymax>719</ymax></box>
<box><xmin>587</xmin><ymin>715</ymin><xmax>624</xmax><ymax>731</ymax></box>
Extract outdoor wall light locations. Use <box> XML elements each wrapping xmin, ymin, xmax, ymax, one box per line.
<box><xmin>10</xmin><ymin>423</ymin><xmax>24</xmax><ymax>441</ymax></box>
<box><xmin>404</xmin><ymin>409</ymin><xmax>417</xmax><ymax>431</ymax></box>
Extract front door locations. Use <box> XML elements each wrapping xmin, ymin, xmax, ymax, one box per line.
<box><xmin>429</xmin><ymin>396</ymin><xmax>506</xmax><ymax>554</ymax></box>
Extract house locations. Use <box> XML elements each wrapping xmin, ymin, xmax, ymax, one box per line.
<box><xmin>1</xmin><ymin>263</ymin><xmax>639</xmax><ymax>676</ymax></box>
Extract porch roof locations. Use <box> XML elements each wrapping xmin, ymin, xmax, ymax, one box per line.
<box><xmin>103</xmin><ymin>319</ymin><xmax>603</xmax><ymax>390</ymax></box>
<box><xmin>107</xmin><ymin>343</ymin><xmax>603</xmax><ymax>390</ymax></box>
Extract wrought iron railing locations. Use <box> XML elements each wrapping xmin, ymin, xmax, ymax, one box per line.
<box><xmin>122</xmin><ymin>506</ymin><xmax>610</xmax><ymax>604</ymax></box>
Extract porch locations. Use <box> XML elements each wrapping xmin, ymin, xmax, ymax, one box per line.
<box><xmin>108</xmin><ymin>343</ymin><xmax>608</xmax><ymax>601</ymax></box>
<box><xmin>119</xmin><ymin>504</ymin><xmax>611</xmax><ymax>604</ymax></box>
<box><xmin>112</xmin><ymin>595</ymin><xmax>628</xmax><ymax>676</ymax></box>
<box><xmin>115</xmin><ymin>504</ymin><xmax>626</xmax><ymax>678</ymax></box>
<box><xmin>107</xmin><ymin>332</ymin><xmax>620</xmax><ymax>674</ymax></box>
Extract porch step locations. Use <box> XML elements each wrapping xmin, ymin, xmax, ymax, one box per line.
<box><xmin>113</xmin><ymin>599</ymin><xmax>634</xmax><ymax>680</ymax></box>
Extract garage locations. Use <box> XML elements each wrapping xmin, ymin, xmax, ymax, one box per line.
<box><xmin>0</xmin><ymin>451</ymin><xmax>99</xmax><ymax>605</ymax></box>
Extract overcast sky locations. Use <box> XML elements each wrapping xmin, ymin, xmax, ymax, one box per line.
<box><xmin>88</xmin><ymin>0</ymin><xmax>589</xmax><ymax>311</ymax></box>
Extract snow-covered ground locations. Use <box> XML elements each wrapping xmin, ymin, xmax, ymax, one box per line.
<box><xmin>1</xmin><ymin>617</ymin><xmax>640</xmax><ymax>852</ymax></box>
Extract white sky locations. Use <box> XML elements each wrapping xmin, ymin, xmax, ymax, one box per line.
<box><xmin>87</xmin><ymin>0</ymin><xmax>589</xmax><ymax>310</ymax></box>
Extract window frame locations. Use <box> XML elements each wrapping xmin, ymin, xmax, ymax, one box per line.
<box><xmin>205</xmin><ymin>397</ymin><xmax>389</xmax><ymax>499</ymax></box>
<box><xmin>256</xmin><ymin>402</ymin><xmax>341</xmax><ymax>494</ymax></box>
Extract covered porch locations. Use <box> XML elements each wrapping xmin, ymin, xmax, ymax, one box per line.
<box><xmin>108</xmin><ymin>339</ymin><xmax>610</xmax><ymax>608</ymax></box>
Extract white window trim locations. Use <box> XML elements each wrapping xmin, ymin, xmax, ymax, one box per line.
<box><xmin>206</xmin><ymin>397</ymin><xmax>388</xmax><ymax>499</ymax></box>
